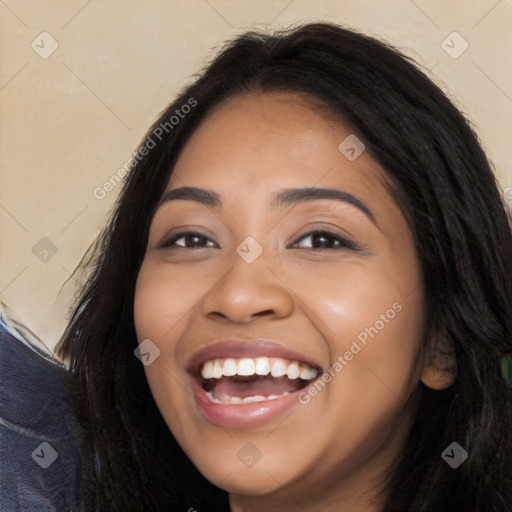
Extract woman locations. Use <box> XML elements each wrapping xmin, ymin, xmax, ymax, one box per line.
<box><xmin>57</xmin><ymin>23</ymin><xmax>512</xmax><ymax>511</ymax></box>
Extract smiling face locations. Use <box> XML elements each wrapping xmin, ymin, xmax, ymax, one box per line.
<box><xmin>133</xmin><ymin>92</ymin><xmax>427</xmax><ymax>511</ymax></box>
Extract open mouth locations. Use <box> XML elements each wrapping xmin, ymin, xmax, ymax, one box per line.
<box><xmin>198</xmin><ymin>356</ymin><xmax>320</xmax><ymax>405</ymax></box>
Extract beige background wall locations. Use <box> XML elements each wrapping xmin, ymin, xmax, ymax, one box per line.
<box><xmin>1</xmin><ymin>0</ymin><xmax>511</xmax><ymax>353</ymax></box>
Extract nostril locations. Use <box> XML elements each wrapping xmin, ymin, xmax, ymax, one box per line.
<box><xmin>253</xmin><ymin>309</ymin><xmax>274</xmax><ymax>317</ymax></box>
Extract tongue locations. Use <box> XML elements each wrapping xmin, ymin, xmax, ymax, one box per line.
<box><xmin>212</xmin><ymin>376</ymin><xmax>300</xmax><ymax>401</ymax></box>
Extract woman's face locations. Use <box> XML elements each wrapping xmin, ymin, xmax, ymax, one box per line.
<box><xmin>134</xmin><ymin>92</ymin><xmax>425</xmax><ymax>510</ymax></box>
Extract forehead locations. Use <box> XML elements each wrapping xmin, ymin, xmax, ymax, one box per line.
<box><xmin>168</xmin><ymin>92</ymin><xmax>391</xmax><ymax>210</ymax></box>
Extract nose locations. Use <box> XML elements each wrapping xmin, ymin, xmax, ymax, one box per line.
<box><xmin>201</xmin><ymin>253</ymin><xmax>295</xmax><ymax>323</ymax></box>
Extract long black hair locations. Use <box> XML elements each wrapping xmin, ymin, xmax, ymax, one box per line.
<box><xmin>57</xmin><ymin>23</ymin><xmax>512</xmax><ymax>511</ymax></box>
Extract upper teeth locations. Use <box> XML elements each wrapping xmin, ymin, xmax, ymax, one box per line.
<box><xmin>200</xmin><ymin>357</ymin><xmax>318</xmax><ymax>380</ymax></box>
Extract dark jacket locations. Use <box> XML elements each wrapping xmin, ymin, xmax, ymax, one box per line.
<box><xmin>0</xmin><ymin>309</ymin><xmax>81</xmax><ymax>511</ymax></box>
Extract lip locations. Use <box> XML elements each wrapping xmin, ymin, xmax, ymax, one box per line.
<box><xmin>190</xmin><ymin>376</ymin><xmax>313</xmax><ymax>428</ymax></box>
<box><xmin>186</xmin><ymin>339</ymin><xmax>322</xmax><ymax>428</ymax></box>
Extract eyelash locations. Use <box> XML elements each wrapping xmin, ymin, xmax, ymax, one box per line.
<box><xmin>290</xmin><ymin>230</ymin><xmax>360</xmax><ymax>251</ymax></box>
<box><xmin>160</xmin><ymin>230</ymin><xmax>360</xmax><ymax>251</ymax></box>
<box><xmin>160</xmin><ymin>231</ymin><xmax>218</xmax><ymax>249</ymax></box>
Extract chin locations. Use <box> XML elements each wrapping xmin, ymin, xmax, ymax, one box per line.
<box><xmin>215</xmin><ymin>469</ymin><xmax>285</xmax><ymax>496</ymax></box>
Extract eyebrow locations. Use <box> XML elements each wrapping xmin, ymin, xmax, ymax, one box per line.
<box><xmin>157</xmin><ymin>186</ymin><xmax>376</xmax><ymax>224</ymax></box>
<box><xmin>271</xmin><ymin>187</ymin><xmax>376</xmax><ymax>223</ymax></box>
<box><xmin>158</xmin><ymin>186</ymin><xmax>221</xmax><ymax>208</ymax></box>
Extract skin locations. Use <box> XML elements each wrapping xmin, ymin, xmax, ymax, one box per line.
<box><xmin>134</xmin><ymin>92</ymin><xmax>454</xmax><ymax>512</ymax></box>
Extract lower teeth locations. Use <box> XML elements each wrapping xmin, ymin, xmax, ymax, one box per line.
<box><xmin>206</xmin><ymin>391</ymin><xmax>289</xmax><ymax>404</ymax></box>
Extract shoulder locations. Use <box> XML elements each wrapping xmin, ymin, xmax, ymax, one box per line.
<box><xmin>0</xmin><ymin>304</ymin><xmax>82</xmax><ymax>511</ymax></box>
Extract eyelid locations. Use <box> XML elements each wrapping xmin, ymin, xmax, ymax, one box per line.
<box><xmin>157</xmin><ymin>228</ymin><xmax>362</xmax><ymax>251</ymax></box>
<box><xmin>159</xmin><ymin>230</ymin><xmax>219</xmax><ymax>249</ymax></box>
<box><xmin>287</xmin><ymin>229</ymin><xmax>361</xmax><ymax>251</ymax></box>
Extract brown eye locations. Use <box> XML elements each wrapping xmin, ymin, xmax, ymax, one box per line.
<box><xmin>290</xmin><ymin>230</ymin><xmax>359</xmax><ymax>251</ymax></box>
<box><xmin>161</xmin><ymin>231</ymin><xmax>219</xmax><ymax>249</ymax></box>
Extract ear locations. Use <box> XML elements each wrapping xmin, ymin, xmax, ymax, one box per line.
<box><xmin>420</xmin><ymin>337</ymin><xmax>457</xmax><ymax>390</ymax></box>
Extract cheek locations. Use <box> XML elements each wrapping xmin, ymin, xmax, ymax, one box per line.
<box><xmin>282</xmin><ymin>267</ymin><xmax>422</xmax><ymax>475</ymax></box>
<box><xmin>134</xmin><ymin>261</ymin><xmax>213</xmax><ymax>336</ymax></box>
<box><xmin>133</xmin><ymin>265</ymin><xmax>191</xmax><ymax>374</ymax></box>
<box><xmin>133</xmin><ymin>263</ymin><xmax>198</xmax><ymax>440</ymax></box>
<box><xmin>291</xmin><ymin>259</ymin><xmax>423</xmax><ymax>411</ymax></box>
<box><xmin>286</xmin><ymin>258</ymin><xmax>421</xmax><ymax>346</ymax></box>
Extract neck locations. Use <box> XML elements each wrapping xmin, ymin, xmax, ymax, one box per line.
<box><xmin>229</xmin><ymin>478</ymin><xmax>385</xmax><ymax>512</ymax></box>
